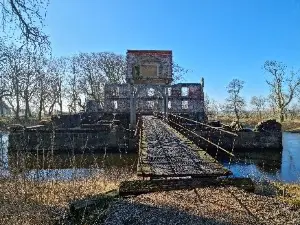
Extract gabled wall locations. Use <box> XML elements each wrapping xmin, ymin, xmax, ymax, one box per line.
<box><xmin>126</xmin><ymin>50</ymin><xmax>173</xmax><ymax>85</ymax></box>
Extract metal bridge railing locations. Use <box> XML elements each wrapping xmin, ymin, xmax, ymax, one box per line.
<box><xmin>134</xmin><ymin>116</ymin><xmax>142</xmax><ymax>138</ymax></box>
<box><xmin>167</xmin><ymin>113</ymin><xmax>238</xmax><ymax>137</ymax></box>
<box><xmin>153</xmin><ymin>111</ymin><xmax>236</xmax><ymax>158</ymax></box>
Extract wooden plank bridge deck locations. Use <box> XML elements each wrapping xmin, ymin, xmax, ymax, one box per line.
<box><xmin>137</xmin><ymin>116</ymin><xmax>232</xmax><ymax>178</ymax></box>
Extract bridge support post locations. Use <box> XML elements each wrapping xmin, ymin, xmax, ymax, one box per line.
<box><xmin>130</xmin><ymin>84</ymin><xmax>136</xmax><ymax>129</ymax></box>
<box><xmin>164</xmin><ymin>86</ymin><xmax>168</xmax><ymax>120</ymax></box>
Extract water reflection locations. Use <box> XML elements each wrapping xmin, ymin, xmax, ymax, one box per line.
<box><xmin>280</xmin><ymin>132</ymin><xmax>300</xmax><ymax>182</ymax></box>
<box><xmin>223</xmin><ymin>132</ymin><xmax>300</xmax><ymax>183</ymax></box>
<box><xmin>0</xmin><ymin>133</ymin><xmax>8</xmax><ymax>177</ymax></box>
<box><xmin>1</xmin><ymin>132</ymin><xmax>137</xmax><ymax>181</ymax></box>
<box><xmin>7</xmin><ymin>152</ymin><xmax>137</xmax><ymax>181</ymax></box>
<box><xmin>233</xmin><ymin>150</ymin><xmax>282</xmax><ymax>174</ymax></box>
<box><xmin>1</xmin><ymin>132</ymin><xmax>300</xmax><ymax>183</ymax></box>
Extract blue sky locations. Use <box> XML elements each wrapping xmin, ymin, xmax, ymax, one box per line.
<box><xmin>45</xmin><ymin>0</ymin><xmax>300</xmax><ymax>104</ymax></box>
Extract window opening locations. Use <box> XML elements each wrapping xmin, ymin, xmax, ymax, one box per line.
<box><xmin>181</xmin><ymin>87</ymin><xmax>189</xmax><ymax>96</ymax></box>
<box><xmin>182</xmin><ymin>100</ymin><xmax>188</xmax><ymax>109</ymax></box>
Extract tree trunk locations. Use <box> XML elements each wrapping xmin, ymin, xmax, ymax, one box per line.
<box><xmin>0</xmin><ymin>98</ymin><xmax>4</xmax><ymax>116</ymax></box>
<box><xmin>279</xmin><ymin>108</ymin><xmax>284</xmax><ymax>122</ymax></box>
<box><xmin>234</xmin><ymin>107</ymin><xmax>239</xmax><ymax>123</ymax></box>
<box><xmin>15</xmin><ymin>85</ymin><xmax>20</xmax><ymax>121</ymax></box>
<box><xmin>48</xmin><ymin>101</ymin><xmax>56</xmax><ymax>115</ymax></box>
<box><xmin>24</xmin><ymin>91</ymin><xmax>30</xmax><ymax>120</ymax></box>
<box><xmin>38</xmin><ymin>99</ymin><xmax>43</xmax><ymax>121</ymax></box>
<box><xmin>59</xmin><ymin>101</ymin><xmax>63</xmax><ymax>115</ymax></box>
<box><xmin>59</xmin><ymin>78</ymin><xmax>63</xmax><ymax>114</ymax></box>
<box><xmin>38</xmin><ymin>89</ymin><xmax>44</xmax><ymax>121</ymax></box>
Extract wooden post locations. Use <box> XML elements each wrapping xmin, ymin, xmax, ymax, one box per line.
<box><xmin>129</xmin><ymin>84</ymin><xmax>136</xmax><ymax>129</ymax></box>
<box><xmin>164</xmin><ymin>86</ymin><xmax>168</xmax><ymax>120</ymax></box>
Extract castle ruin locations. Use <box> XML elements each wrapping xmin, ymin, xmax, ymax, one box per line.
<box><xmin>86</xmin><ymin>50</ymin><xmax>206</xmax><ymax>128</ymax></box>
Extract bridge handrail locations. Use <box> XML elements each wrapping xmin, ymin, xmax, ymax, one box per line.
<box><xmin>134</xmin><ymin>116</ymin><xmax>142</xmax><ymax>137</ymax></box>
<box><xmin>167</xmin><ymin>117</ymin><xmax>235</xmax><ymax>157</ymax></box>
<box><xmin>167</xmin><ymin>113</ymin><xmax>238</xmax><ymax>137</ymax></box>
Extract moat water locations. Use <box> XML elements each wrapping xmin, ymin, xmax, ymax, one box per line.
<box><xmin>0</xmin><ymin>132</ymin><xmax>299</xmax><ymax>183</ymax></box>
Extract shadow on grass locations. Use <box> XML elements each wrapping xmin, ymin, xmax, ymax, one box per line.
<box><xmin>67</xmin><ymin>190</ymin><xmax>234</xmax><ymax>225</ymax></box>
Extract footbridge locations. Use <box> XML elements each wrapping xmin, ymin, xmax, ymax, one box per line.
<box><xmin>136</xmin><ymin>114</ymin><xmax>238</xmax><ymax>179</ymax></box>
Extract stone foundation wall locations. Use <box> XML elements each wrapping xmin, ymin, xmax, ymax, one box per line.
<box><xmin>8</xmin><ymin>128</ymin><xmax>134</xmax><ymax>153</ymax></box>
<box><xmin>235</xmin><ymin>131</ymin><xmax>282</xmax><ymax>149</ymax></box>
<box><xmin>195</xmin><ymin>130</ymin><xmax>282</xmax><ymax>151</ymax></box>
<box><xmin>8</xmin><ymin>127</ymin><xmax>282</xmax><ymax>154</ymax></box>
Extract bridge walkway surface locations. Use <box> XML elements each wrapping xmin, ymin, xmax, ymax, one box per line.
<box><xmin>137</xmin><ymin>116</ymin><xmax>232</xmax><ymax>178</ymax></box>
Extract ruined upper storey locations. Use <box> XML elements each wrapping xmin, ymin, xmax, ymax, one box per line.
<box><xmin>126</xmin><ymin>50</ymin><xmax>173</xmax><ymax>85</ymax></box>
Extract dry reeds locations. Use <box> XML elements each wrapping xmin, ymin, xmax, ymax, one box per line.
<box><xmin>0</xmin><ymin>139</ymin><xmax>136</xmax><ymax>225</ymax></box>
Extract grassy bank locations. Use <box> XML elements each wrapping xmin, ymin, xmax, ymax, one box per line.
<box><xmin>283</xmin><ymin>122</ymin><xmax>300</xmax><ymax>133</ymax></box>
<box><xmin>0</xmin><ymin>169</ymin><xmax>135</xmax><ymax>225</ymax></box>
<box><xmin>0</xmin><ymin>174</ymin><xmax>299</xmax><ymax>224</ymax></box>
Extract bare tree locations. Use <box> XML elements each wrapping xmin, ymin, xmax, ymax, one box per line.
<box><xmin>66</xmin><ymin>68</ymin><xmax>83</xmax><ymax>113</ymax></box>
<box><xmin>74</xmin><ymin>53</ymin><xmax>105</xmax><ymax>107</ymax></box>
<box><xmin>288</xmin><ymin>104</ymin><xmax>300</xmax><ymax>120</ymax></box>
<box><xmin>46</xmin><ymin>57</ymin><xmax>68</xmax><ymax>115</ymax></box>
<box><xmin>2</xmin><ymin>44</ymin><xmax>46</xmax><ymax>120</ymax></box>
<box><xmin>0</xmin><ymin>0</ymin><xmax>51</xmax><ymax>118</ymax></box>
<box><xmin>35</xmin><ymin>66</ymin><xmax>50</xmax><ymax>120</ymax></box>
<box><xmin>96</xmin><ymin>52</ymin><xmax>126</xmax><ymax>84</ymax></box>
<box><xmin>172</xmin><ymin>63</ymin><xmax>189</xmax><ymax>84</ymax></box>
<box><xmin>0</xmin><ymin>68</ymin><xmax>10</xmax><ymax>102</ymax></box>
<box><xmin>2</xmin><ymin>40</ymin><xmax>58</xmax><ymax>120</ymax></box>
<box><xmin>0</xmin><ymin>67</ymin><xmax>10</xmax><ymax>116</ymax></box>
<box><xmin>0</xmin><ymin>39</ymin><xmax>12</xmax><ymax>101</ymax></box>
<box><xmin>204</xmin><ymin>93</ymin><xmax>210</xmax><ymax>115</ymax></box>
<box><xmin>0</xmin><ymin>0</ymin><xmax>50</xmax><ymax>49</ymax></box>
<box><xmin>71</xmin><ymin>52</ymin><xmax>126</xmax><ymax>108</ymax></box>
<box><xmin>20</xmin><ymin>52</ymin><xmax>41</xmax><ymax>119</ymax></box>
<box><xmin>224</xmin><ymin>79</ymin><xmax>245</xmax><ymax>123</ymax></box>
<box><xmin>204</xmin><ymin>94</ymin><xmax>219</xmax><ymax>119</ymax></box>
<box><xmin>267</xmin><ymin>94</ymin><xmax>277</xmax><ymax>117</ymax></box>
<box><xmin>264</xmin><ymin>60</ymin><xmax>300</xmax><ymax>122</ymax></box>
<box><xmin>250</xmin><ymin>96</ymin><xmax>266</xmax><ymax>120</ymax></box>
<box><xmin>4</xmin><ymin>44</ymin><xmax>26</xmax><ymax>120</ymax></box>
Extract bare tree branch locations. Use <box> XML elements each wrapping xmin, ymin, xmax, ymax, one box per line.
<box><xmin>264</xmin><ymin>60</ymin><xmax>300</xmax><ymax>122</ymax></box>
<box><xmin>224</xmin><ymin>79</ymin><xmax>245</xmax><ymax>123</ymax></box>
<box><xmin>1</xmin><ymin>0</ymin><xmax>50</xmax><ymax>50</ymax></box>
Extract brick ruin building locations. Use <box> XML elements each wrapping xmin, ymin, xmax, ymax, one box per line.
<box><xmin>10</xmin><ymin>50</ymin><xmax>283</xmax><ymax>152</ymax></box>
<box><xmin>86</xmin><ymin>50</ymin><xmax>206</xmax><ymax>128</ymax></box>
